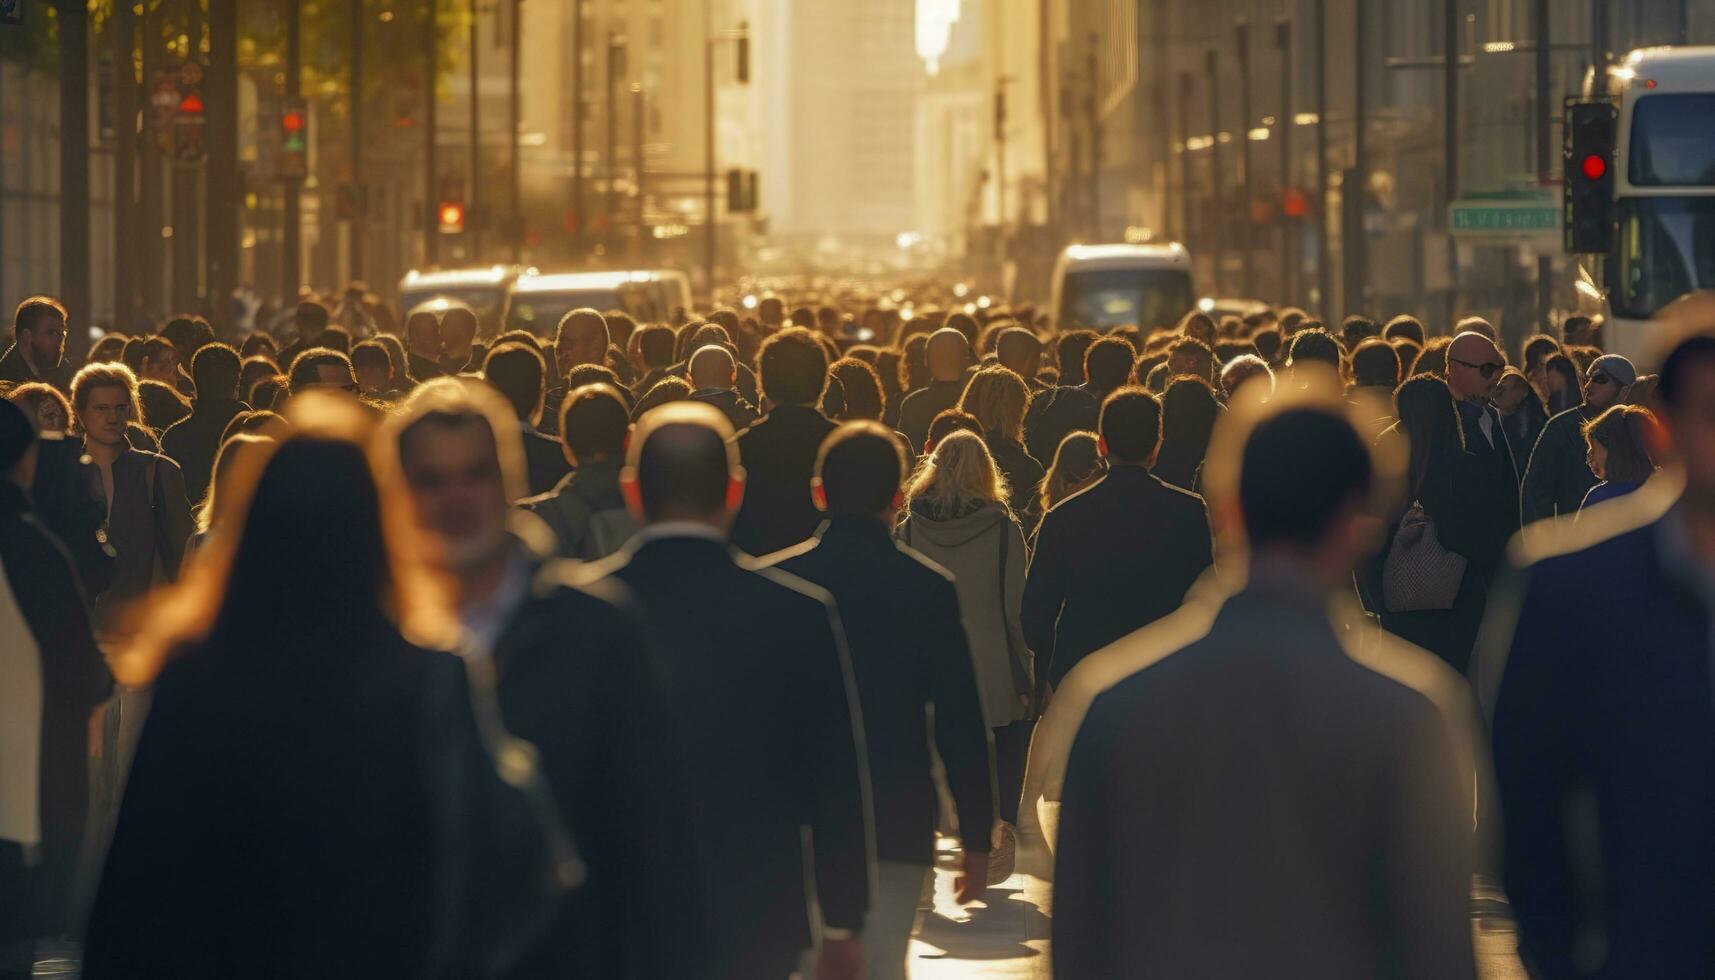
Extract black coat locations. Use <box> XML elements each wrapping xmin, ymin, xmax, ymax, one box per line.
<box><xmin>0</xmin><ymin>482</ymin><xmax>112</xmax><ymax>937</ymax></box>
<box><xmin>577</xmin><ymin>534</ymin><xmax>873</xmax><ymax>980</ymax></box>
<box><xmin>1023</xmin><ymin>384</ymin><xmax>1100</xmax><ymax>467</ymax></box>
<box><xmin>83</xmin><ymin>625</ymin><xmax>563</xmax><ymax>979</ymax></box>
<box><xmin>519</xmin><ymin>425</ymin><xmax>572</xmax><ymax>499</ymax></box>
<box><xmin>1022</xmin><ymin>464</ymin><xmax>1213</xmax><ymax>689</ymax></box>
<box><xmin>161</xmin><ymin>397</ymin><xmax>248</xmax><ymax>506</ymax></box>
<box><xmin>896</xmin><ymin>379</ymin><xmax>969</xmax><ymax>452</ymax></box>
<box><xmin>1520</xmin><ymin>406</ymin><xmax>1598</xmax><ymax>525</ymax></box>
<box><xmin>0</xmin><ymin>344</ymin><xmax>44</xmax><ymax>386</ymax></box>
<box><xmin>730</xmin><ymin>404</ymin><xmax>838</xmax><ymax>557</ymax></box>
<box><xmin>1486</xmin><ymin>493</ymin><xmax>1715</xmax><ymax>979</ymax></box>
<box><xmin>987</xmin><ymin>431</ymin><xmax>1045</xmax><ymax>532</ymax></box>
<box><xmin>492</xmin><ymin>554</ymin><xmax>700</xmax><ymax>979</ymax></box>
<box><xmin>89</xmin><ymin>449</ymin><xmax>194</xmax><ymax>626</ymax></box>
<box><xmin>762</xmin><ymin>517</ymin><xmax>995</xmax><ymax>865</ymax></box>
<box><xmin>690</xmin><ymin>387</ymin><xmax>761</xmax><ymax>431</ymax></box>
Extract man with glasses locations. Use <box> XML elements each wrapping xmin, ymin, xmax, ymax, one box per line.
<box><xmin>1444</xmin><ymin>331</ymin><xmax>1523</xmax><ymax>666</ymax></box>
<box><xmin>1522</xmin><ymin>353</ymin><xmax>1636</xmax><ymax>525</ymax></box>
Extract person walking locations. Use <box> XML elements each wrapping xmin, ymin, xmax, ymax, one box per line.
<box><xmin>390</xmin><ymin>380</ymin><xmax>696</xmax><ymax>978</ymax></box>
<box><xmin>1023</xmin><ymin>333</ymin><xmax>1101</xmax><ymax>465</ymax></box>
<box><xmin>958</xmin><ymin>366</ymin><xmax>1044</xmax><ymax>529</ymax></box>
<box><xmin>760</xmin><ymin>422</ymin><xmax>996</xmax><ymax>980</ymax></box>
<box><xmin>0</xmin><ymin>298</ymin><xmax>68</xmax><ymax>389</ymax></box>
<box><xmin>896</xmin><ymin>328</ymin><xmax>974</xmax><ymax>451</ymax></box>
<box><xmin>481</xmin><ymin>343</ymin><xmax>572</xmax><ymax>498</ymax></box>
<box><xmin>1038</xmin><ymin>431</ymin><xmax>1106</xmax><ymax>513</ymax></box>
<box><xmin>1483</xmin><ymin>332</ymin><xmax>1715</xmax><ymax>979</ymax></box>
<box><xmin>1023</xmin><ymin>388</ymin><xmax>1213</xmax><ymax>692</ymax></box>
<box><xmin>575</xmin><ymin>402</ymin><xmax>873</xmax><ymax>980</ymax></box>
<box><xmin>897</xmin><ymin>432</ymin><xmax>1034</xmax><ymax>830</ymax></box>
<box><xmin>523</xmin><ymin>383</ymin><xmax>639</xmax><ymax>561</ymax></box>
<box><xmin>161</xmin><ymin>343</ymin><xmax>249</xmax><ymax>506</ymax></box>
<box><xmin>82</xmin><ymin>394</ymin><xmax>569</xmax><ymax>979</ymax></box>
<box><xmin>687</xmin><ymin>344</ymin><xmax>760</xmax><ymax>431</ymax></box>
<box><xmin>1152</xmin><ymin>376</ymin><xmax>1221</xmax><ymax>493</ymax></box>
<box><xmin>0</xmin><ymin>401</ymin><xmax>111</xmax><ymax>967</ymax></box>
<box><xmin>1521</xmin><ymin>353</ymin><xmax>1635</xmax><ymax>525</ymax></box>
<box><xmin>1050</xmin><ymin>402</ymin><xmax>1477</xmax><ymax>980</ymax></box>
<box><xmin>729</xmin><ymin>328</ymin><xmax>839</xmax><ymax>557</ymax></box>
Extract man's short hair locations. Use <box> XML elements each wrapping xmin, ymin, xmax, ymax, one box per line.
<box><xmin>70</xmin><ymin>361</ymin><xmax>141</xmax><ymax>415</ymax></box>
<box><xmin>1098</xmin><ymin>386</ymin><xmax>1163</xmax><ymax>464</ymax></box>
<box><xmin>13</xmin><ymin>296</ymin><xmax>66</xmax><ymax>338</ymax></box>
<box><xmin>392</xmin><ymin>376</ymin><xmax>527</xmax><ymax>502</ymax></box>
<box><xmin>1287</xmin><ymin>328</ymin><xmax>1343</xmax><ymax>368</ymax></box>
<box><xmin>483</xmin><ymin>342</ymin><xmax>546</xmax><ymax>422</ymax></box>
<box><xmin>1251</xmin><ymin>327</ymin><xmax>1283</xmax><ymax>361</ymax></box>
<box><xmin>122</xmin><ymin>335</ymin><xmax>174</xmax><ymax>375</ymax></box>
<box><xmin>1455</xmin><ymin>316</ymin><xmax>1499</xmax><ymax>342</ymax></box>
<box><xmin>567</xmin><ymin>363</ymin><xmax>623</xmax><ymax>391</ymax></box>
<box><xmin>757</xmin><ymin>327</ymin><xmax>829</xmax><ymax>407</ymax></box>
<box><xmin>294</xmin><ymin>300</ymin><xmax>331</xmax><ymax>333</ymax></box>
<box><xmin>1168</xmin><ymin>336</ymin><xmax>1216</xmax><ymax>381</ymax></box>
<box><xmin>635</xmin><ymin>325</ymin><xmax>677</xmax><ymax>368</ymax></box>
<box><xmin>1056</xmin><ymin>330</ymin><xmax>1098</xmax><ymax>382</ymax></box>
<box><xmin>1239</xmin><ymin>407</ymin><xmax>1372</xmax><ymax>548</ymax></box>
<box><xmin>560</xmin><ymin>382</ymin><xmax>631</xmax><ymax>461</ymax></box>
<box><xmin>350</xmin><ymin>340</ymin><xmax>393</xmax><ymax>376</ymax></box>
<box><xmin>190</xmin><ymin>342</ymin><xmax>241</xmax><ymax>399</ymax></box>
<box><xmin>627</xmin><ymin>402</ymin><xmax>737</xmax><ymax>520</ymax></box>
<box><xmin>927</xmin><ymin>408</ymin><xmax>983</xmax><ymax>448</ymax></box>
<box><xmin>1340</xmin><ymin>316</ymin><xmax>1379</xmax><ymax>350</ymax></box>
<box><xmin>287</xmin><ymin>347</ymin><xmax>355</xmax><ymax>392</ymax></box>
<box><xmin>1658</xmin><ymin>333</ymin><xmax>1715</xmax><ymax>413</ymax></box>
<box><xmin>1084</xmin><ymin>337</ymin><xmax>1138</xmax><ymax>393</ymax></box>
<box><xmin>1383</xmin><ymin>315</ymin><xmax>1426</xmax><ymax>345</ymax></box>
<box><xmin>1350</xmin><ymin>338</ymin><xmax>1401</xmax><ymax>389</ymax></box>
<box><xmin>816</xmin><ymin>421</ymin><xmax>906</xmax><ymax>516</ymax></box>
<box><xmin>830</xmin><ymin>357</ymin><xmax>884</xmax><ymax>420</ymax></box>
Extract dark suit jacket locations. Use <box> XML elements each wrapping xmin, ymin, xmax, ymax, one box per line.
<box><xmin>1023</xmin><ymin>464</ymin><xmax>1213</xmax><ymax>688</ymax></box>
<box><xmin>987</xmin><ymin>431</ymin><xmax>1045</xmax><ymax>532</ymax></box>
<box><xmin>1485</xmin><ymin>490</ymin><xmax>1715</xmax><ymax>980</ymax></box>
<box><xmin>0</xmin><ymin>482</ymin><xmax>112</xmax><ymax>936</ymax></box>
<box><xmin>690</xmin><ymin>387</ymin><xmax>760</xmax><ymax>431</ymax></box>
<box><xmin>1520</xmin><ymin>406</ymin><xmax>1598</xmax><ymax>525</ymax></box>
<box><xmin>519</xmin><ymin>426</ymin><xmax>572</xmax><ymax>498</ymax></box>
<box><xmin>896</xmin><ymin>379</ymin><xmax>969</xmax><ymax>451</ymax></box>
<box><xmin>730</xmin><ymin>404</ymin><xmax>838</xmax><ymax>557</ymax></box>
<box><xmin>1053</xmin><ymin>576</ymin><xmax>1476</xmax><ymax>980</ymax></box>
<box><xmin>577</xmin><ymin>534</ymin><xmax>873</xmax><ymax>980</ymax></box>
<box><xmin>161</xmin><ymin>397</ymin><xmax>248</xmax><ymax>506</ymax></box>
<box><xmin>762</xmin><ymin>517</ymin><xmax>994</xmax><ymax>865</ymax></box>
<box><xmin>493</xmin><ymin>551</ymin><xmax>699</xmax><ymax>979</ymax></box>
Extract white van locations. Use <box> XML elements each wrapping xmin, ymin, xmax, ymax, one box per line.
<box><xmin>397</xmin><ymin>265</ymin><xmax>524</xmax><ymax>340</ymax></box>
<box><xmin>505</xmin><ymin>269</ymin><xmax>693</xmax><ymax>336</ymax></box>
<box><xmin>1048</xmin><ymin>243</ymin><xmax>1197</xmax><ymax>332</ymax></box>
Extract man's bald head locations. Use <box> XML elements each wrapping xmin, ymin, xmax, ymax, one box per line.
<box><xmin>1446</xmin><ymin>331</ymin><xmax>1505</xmax><ymax>401</ymax></box>
<box><xmin>995</xmin><ymin>327</ymin><xmax>1042</xmax><ymax>379</ymax></box>
<box><xmin>555</xmin><ymin>308</ymin><xmax>612</xmax><ymax>373</ymax></box>
<box><xmin>624</xmin><ymin>401</ymin><xmax>741</xmax><ymax>524</ymax></box>
<box><xmin>689</xmin><ymin>344</ymin><xmax>737</xmax><ymax>390</ymax></box>
<box><xmin>927</xmin><ymin>327</ymin><xmax>974</xmax><ymax>383</ymax></box>
<box><xmin>440</xmin><ymin>306</ymin><xmax>478</xmax><ymax>351</ymax></box>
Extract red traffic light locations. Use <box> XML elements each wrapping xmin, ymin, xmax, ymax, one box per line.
<box><xmin>438</xmin><ymin>202</ymin><xmax>465</xmax><ymax>233</ymax></box>
<box><xmin>1581</xmin><ymin>154</ymin><xmax>1607</xmax><ymax>181</ymax></box>
<box><xmin>282</xmin><ymin>110</ymin><xmax>305</xmax><ymax>133</ymax></box>
<box><xmin>178</xmin><ymin>92</ymin><xmax>204</xmax><ymax>115</ymax></box>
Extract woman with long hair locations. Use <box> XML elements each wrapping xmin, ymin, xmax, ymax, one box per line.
<box><xmin>1542</xmin><ymin>352</ymin><xmax>1583</xmax><ymax>416</ymax></box>
<box><xmin>1579</xmin><ymin>404</ymin><xmax>1662</xmax><ymax>515</ymax></box>
<box><xmin>1153</xmin><ymin>376</ymin><xmax>1221</xmax><ymax>492</ymax></box>
<box><xmin>958</xmin><ymin>366</ymin><xmax>1044</xmax><ymax>528</ymax></box>
<box><xmin>186</xmin><ymin>432</ymin><xmax>277</xmax><ymax>556</ymax></box>
<box><xmin>1040</xmin><ymin>431</ymin><xmax>1106</xmax><ymax>513</ymax></box>
<box><xmin>896</xmin><ymin>431</ymin><xmax>1033</xmax><ymax>832</ymax></box>
<box><xmin>83</xmin><ymin>393</ymin><xmax>565</xmax><ymax>980</ymax></box>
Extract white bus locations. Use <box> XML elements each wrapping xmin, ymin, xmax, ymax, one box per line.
<box><xmin>1592</xmin><ymin>46</ymin><xmax>1715</xmax><ymax>365</ymax></box>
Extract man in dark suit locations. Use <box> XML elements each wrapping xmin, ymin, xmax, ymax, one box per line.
<box><xmin>1482</xmin><ymin>332</ymin><xmax>1715</xmax><ymax>980</ymax></box>
<box><xmin>896</xmin><ymin>328</ymin><xmax>974</xmax><ymax>451</ymax></box>
<box><xmin>729</xmin><ymin>327</ymin><xmax>838</xmax><ymax>556</ymax></box>
<box><xmin>1051</xmin><ymin>403</ymin><xmax>1477</xmax><ymax>980</ymax></box>
<box><xmin>687</xmin><ymin>343</ymin><xmax>760</xmax><ymax>430</ymax></box>
<box><xmin>573</xmin><ymin>401</ymin><xmax>874</xmax><ymax>980</ymax></box>
<box><xmin>1444</xmin><ymin>331</ymin><xmax>1522</xmax><ymax>662</ymax></box>
<box><xmin>1023</xmin><ymin>386</ymin><xmax>1213</xmax><ymax>690</ymax></box>
<box><xmin>1023</xmin><ymin>331</ymin><xmax>1102</xmax><ymax>466</ymax></box>
<box><xmin>390</xmin><ymin>379</ymin><xmax>696</xmax><ymax>979</ymax></box>
<box><xmin>0</xmin><ymin>296</ymin><xmax>68</xmax><ymax>389</ymax></box>
<box><xmin>482</xmin><ymin>342</ymin><xmax>572</xmax><ymax>497</ymax></box>
<box><xmin>161</xmin><ymin>343</ymin><xmax>248</xmax><ymax>505</ymax></box>
<box><xmin>758</xmin><ymin>421</ymin><xmax>994</xmax><ymax>979</ymax></box>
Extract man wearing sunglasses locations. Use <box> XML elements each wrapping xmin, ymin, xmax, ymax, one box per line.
<box><xmin>1521</xmin><ymin>352</ymin><xmax>1636</xmax><ymax>525</ymax></box>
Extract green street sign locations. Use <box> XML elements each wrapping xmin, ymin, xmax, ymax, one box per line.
<box><xmin>1450</xmin><ymin>203</ymin><xmax>1560</xmax><ymax>233</ymax></box>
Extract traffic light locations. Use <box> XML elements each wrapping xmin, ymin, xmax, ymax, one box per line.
<box><xmin>1564</xmin><ymin>99</ymin><xmax>1617</xmax><ymax>254</ymax></box>
<box><xmin>174</xmin><ymin>88</ymin><xmax>206</xmax><ymax>163</ymax></box>
<box><xmin>279</xmin><ymin>98</ymin><xmax>307</xmax><ymax>181</ymax></box>
<box><xmin>438</xmin><ymin>176</ymin><xmax>465</xmax><ymax>234</ymax></box>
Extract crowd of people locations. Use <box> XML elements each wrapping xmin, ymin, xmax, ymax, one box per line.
<box><xmin>1</xmin><ymin>281</ymin><xmax>1712</xmax><ymax>979</ymax></box>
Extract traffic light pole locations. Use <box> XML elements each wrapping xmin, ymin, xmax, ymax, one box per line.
<box><xmin>425</xmin><ymin>2</ymin><xmax>439</xmax><ymax>266</ymax></box>
<box><xmin>284</xmin><ymin>0</ymin><xmax>302</xmax><ymax>299</ymax></box>
<box><xmin>1276</xmin><ymin>17</ymin><xmax>1294</xmax><ymax>306</ymax></box>
<box><xmin>349</xmin><ymin>0</ymin><xmax>364</xmax><ymax>282</ymax></box>
<box><xmin>207</xmin><ymin>0</ymin><xmax>239</xmax><ymax>327</ymax></box>
<box><xmin>1535</xmin><ymin>0</ymin><xmax>1551</xmax><ymax>325</ymax></box>
<box><xmin>704</xmin><ymin>0</ymin><xmax>716</xmax><ymax>298</ymax></box>
<box><xmin>1445</xmin><ymin>0</ymin><xmax>1460</xmax><ymax>320</ymax></box>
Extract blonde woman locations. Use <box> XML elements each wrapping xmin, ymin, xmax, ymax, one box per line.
<box><xmin>958</xmin><ymin>365</ymin><xmax>1044</xmax><ymax>529</ymax></box>
<box><xmin>897</xmin><ymin>430</ymin><xmax>1034</xmax><ymax>831</ymax></box>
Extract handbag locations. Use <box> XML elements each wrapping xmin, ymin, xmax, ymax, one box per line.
<box><xmin>1382</xmin><ymin>501</ymin><xmax>1467</xmax><ymax>613</ymax></box>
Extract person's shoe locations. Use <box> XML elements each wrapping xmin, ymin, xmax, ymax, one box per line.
<box><xmin>987</xmin><ymin>821</ymin><xmax>1017</xmax><ymax>886</ymax></box>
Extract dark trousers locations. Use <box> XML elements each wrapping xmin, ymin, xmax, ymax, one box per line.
<box><xmin>993</xmin><ymin>720</ymin><xmax>1034</xmax><ymax>825</ymax></box>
